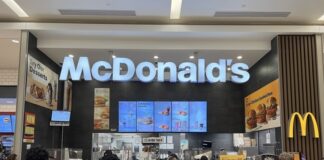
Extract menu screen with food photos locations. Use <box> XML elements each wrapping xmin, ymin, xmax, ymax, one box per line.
<box><xmin>118</xmin><ymin>101</ymin><xmax>207</xmax><ymax>132</ymax></box>
<box><xmin>11</xmin><ymin>115</ymin><xmax>16</xmax><ymax>132</ymax></box>
<box><xmin>0</xmin><ymin>115</ymin><xmax>13</xmax><ymax>133</ymax></box>
<box><xmin>119</xmin><ymin>101</ymin><xmax>137</xmax><ymax>132</ymax></box>
<box><xmin>154</xmin><ymin>101</ymin><xmax>172</xmax><ymax>132</ymax></box>
<box><xmin>137</xmin><ymin>101</ymin><xmax>154</xmax><ymax>132</ymax></box>
<box><xmin>189</xmin><ymin>101</ymin><xmax>207</xmax><ymax>132</ymax></box>
<box><xmin>172</xmin><ymin>101</ymin><xmax>189</xmax><ymax>132</ymax></box>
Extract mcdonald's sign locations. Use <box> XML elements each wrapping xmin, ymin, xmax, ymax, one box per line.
<box><xmin>288</xmin><ymin>112</ymin><xmax>320</xmax><ymax>138</ymax></box>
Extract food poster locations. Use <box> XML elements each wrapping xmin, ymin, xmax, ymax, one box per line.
<box><xmin>94</xmin><ymin>88</ymin><xmax>110</xmax><ymax>130</ymax></box>
<box><xmin>245</xmin><ymin>79</ymin><xmax>280</xmax><ymax>132</ymax></box>
<box><xmin>189</xmin><ymin>101</ymin><xmax>207</xmax><ymax>132</ymax></box>
<box><xmin>154</xmin><ymin>101</ymin><xmax>171</xmax><ymax>132</ymax></box>
<box><xmin>137</xmin><ymin>101</ymin><xmax>154</xmax><ymax>132</ymax></box>
<box><xmin>172</xmin><ymin>101</ymin><xmax>189</xmax><ymax>132</ymax></box>
<box><xmin>119</xmin><ymin>101</ymin><xmax>137</xmax><ymax>132</ymax></box>
<box><xmin>23</xmin><ymin>112</ymin><xmax>35</xmax><ymax>143</ymax></box>
<box><xmin>63</xmin><ymin>81</ymin><xmax>72</xmax><ymax>111</ymax></box>
<box><xmin>26</xmin><ymin>55</ymin><xmax>58</xmax><ymax>110</ymax></box>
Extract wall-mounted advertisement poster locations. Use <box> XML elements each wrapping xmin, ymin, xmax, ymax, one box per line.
<box><xmin>245</xmin><ymin>79</ymin><xmax>280</xmax><ymax>132</ymax></box>
<box><xmin>63</xmin><ymin>81</ymin><xmax>72</xmax><ymax>111</ymax></box>
<box><xmin>26</xmin><ymin>55</ymin><xmax>58</xmax><ymax>110</ymax></box>
<box><xmin>23</xmin><ymin>112</ymin><xmax>35</xmax><ymax>143</ymax></box>
<box><xmin>94</xmin><ymin>88</ymin><xmax>110</xmax><ymax>130</ymax></box>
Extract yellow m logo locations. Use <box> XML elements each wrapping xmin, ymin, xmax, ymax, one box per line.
<box><xmin>288</xmin><ymin>112</ymin><xmax>320</xmax><ymax>138</ymax></box>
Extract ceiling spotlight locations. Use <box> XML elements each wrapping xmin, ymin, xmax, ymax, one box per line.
<box><xmin>68</xmin><ymin>54</ymin><xmax>74</xmax><ymax>58</ymax></box>
<box><xmin>189</xmin><ymin>55</ymin><xmax>195</xmax><ymax>59</ymax></box>
<box><xmin>227</xmin><ymin>67</ymin><xmax>231</xmax><ymax>71</ymax></box>
<box><xmin>237</xmin><ymin>56</ymin><xmax>243</xmax><ymax>60</ymax></box>
<box><xmin>154</xmin><ymin>56</ymin><xmax>159</xmax><ymax>59</ymax></box>
<box><xmin>170</xmin><ymin>0</ymin><xmax>182</xmax><ymax>19</ymax></box>
<box><xmin>11</xmin><ymin>39</ymin><xmax>19</xmax><ymax>44</ymax></box>
<box><xmin>2</xmin><ymin>0</ymin><xmax>29</xmax><ymax>17</ymax></box>
<box><xmin>112</xmin><ymin>55</ymin><xmax>116</xmax><ymax>59</ymax></box>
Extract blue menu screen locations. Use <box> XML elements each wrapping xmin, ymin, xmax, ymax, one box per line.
<box><xmin>154</xmin><ymin>101</ymin><xmax>172</xmax><ymax>132</ymax></box>
<box><xmin>51</xmin><ymin>111</ymin><xmax>71</xmax><ymax>122</ymax></box>
<box><xmin>0</xmin><ymin>115</ymin><xmax>13</xmax><ymax>133</ymax></box>
<box><xmin>189</xmin><ymin>101</ymin><xmax>207</xmax><ymax>132</ymax></box>
<box><xmin>171</xmin><ymin>101</ymin><xmax>189</xmax><ymax>132</ymax></box>
<box><xmin>119</xmin><ymin>101</ymin><xmax>137</xmax><ymax>132</ymax></box>
<box><xmin>11</xmin><ymin>115</ymin><xmax>16</xmax><ymax>132</ymax></box>
<box><xmin>137</xmin><ymin>101</ymin><xmax>154</xmax><ymax>132</ymax></box>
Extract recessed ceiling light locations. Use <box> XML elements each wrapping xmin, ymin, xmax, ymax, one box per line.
<box><xmin>319</xmin><ymin>14</ymin><xmax>324</xmax><ymax>21</ymax></box>
<box><xmin>189</xmin><ymin>55</ymin><xmax>195</xmax><ymax>59</ymax></box>
<box><xmin>68</xmin><ymin>54</ymin><xmax>74</xmax><ymax>58</ymax></box>
<box><xmin>11</xmin><ymin>39</ymin><xmax>19</xmax><ymax>44</ymax></box>
<box><xmin>170</xmin><ymin>0</ymin><xmax>182</xmax><ymax>19</ymax></box>
<box><xmin>237</xmin><ymin>55</ymin><xmax>243</xmax><ymax>60</ymax></box>
<box><xmin>154</xmin><ymin>56</ymin><xmax>159</xmax><ymax>59</ymax></box>
<box><xmin>112</xmin><ymin>55</ymin><xmax>116</xmax><ymax>59</ymax></box>
<box><xmin>2</xmin><ymin>0</ymin><xmax>29</xmax><ymax>17</ymax></box>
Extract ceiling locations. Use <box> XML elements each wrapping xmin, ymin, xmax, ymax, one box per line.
<box><xmin>31</xmin><ymin>25</ymin><xmax>276</xmax><ymax>68</ymax></box>
<box><xmin>1</xmin><ymin>0</ymin><xmax>324</xmax><ymax>24</ymax></box>
<box><xmin>0</xmin><ymin>30</ymin><xmax>20</xmax><ymax>69</ymax></box>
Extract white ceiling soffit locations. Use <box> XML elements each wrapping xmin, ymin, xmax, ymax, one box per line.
<box><xmin>214</xmin><ymin>12</ymin><xmax>291</xmax><ymax>17</ymax></box>
<box><xmin>59</xmin><ymin>9</ymin><xmax>136</xmax><ymax>16</ymax></box>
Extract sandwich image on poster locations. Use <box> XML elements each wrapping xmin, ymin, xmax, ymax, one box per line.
<box><xmin>137</xmin><ymin>101</ymin><xmax>154</xmax><ymax>132</ymax></box>
<box><xmin>26</xmin><ymin>56</ymin><xmax>58</xmax><ymax>110</ymax></box>
<box><xmin>154</xmin><ymin>101</ymin><xmax>172</xmax><ymax>132</ymax></box>
<box><xmin>172</xmin><ymin>101</ymin><xmax>189</xmax><ymax>132</ymax></box>
<box><xmin>94</xmin><ymin>88</ymin><xmax>110</xmax><ymax>130</ymax></box>
<box><xmin>119</xmin><ymin>101</ymin><xmax>137</xmax><ymax>132</ymax></box>
<box><xmin>189</xmin><ymin>101</ymin><xmax>207</xmax><ymax>132</ymax></box>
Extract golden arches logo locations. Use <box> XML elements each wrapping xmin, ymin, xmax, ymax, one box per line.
<box><xmin>288</xmin><ymin>112</ymin><xmax>320</xmax><ymax>138</ymax></box>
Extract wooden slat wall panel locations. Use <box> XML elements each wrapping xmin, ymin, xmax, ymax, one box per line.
<box><xmin>278</xmin><ymin>35</ymin><xmax>322</xmax><ymax>160</ymax></box>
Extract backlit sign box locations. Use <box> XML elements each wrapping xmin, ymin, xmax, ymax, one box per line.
<box><xmin>59</xmin><ymin>57</ymin><xmax>250</xmax><ymax>83</ymax></box>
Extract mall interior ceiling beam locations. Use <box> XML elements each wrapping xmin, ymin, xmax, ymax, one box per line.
<box><xmin>36</xmin><ymin>39</ymin><xmax>270</xmax><ymax>51</ymax></box>
<box><xmin>0</xmin><ymin>23</ymin><xmax>324</xmax><ymax>33</ymax></box>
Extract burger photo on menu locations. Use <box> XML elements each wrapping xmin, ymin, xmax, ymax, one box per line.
<box><xmin>94</xmin><ymin>88</ymin><xmax>110</xmax><ymax>130</ymax></box>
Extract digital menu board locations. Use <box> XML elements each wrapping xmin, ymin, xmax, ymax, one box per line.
<box><xmin>172</xmin><ymin>101</ymin><xmax>189</xmax><ymax>132</ymax></box>
<box><xmin>119</xmin><ymin>101</ymin><xmax>137</xmax><ymax>132</ymax></box>
<box><xmin>137</xmin><ymin>101</ymin><xmax>154</xmax><ymax>132</ymax></box>
<box><xmin>11</xmin><ymin>115</ymin><xmax>16</xmax><ymax>132</ymax></box>
<box><xmin>0</xmin><ymin>115</ymin><xmax>13</xmax><ymax>133</ymax></box>
<box><xmin>189</xmin><ymin>101</ymin><xmax>207</xmax><ymax>132</ymax></box>
<box><xmin>154</xmin><ymin>101</ymin><xmax>172</xmax><ymax>132</ymax></box>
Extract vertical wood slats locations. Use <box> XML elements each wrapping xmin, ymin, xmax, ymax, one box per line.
<box><xmin>278</xmin><ymin>35</ymin><xmax>322</xmax><ymax>160</ymax></box>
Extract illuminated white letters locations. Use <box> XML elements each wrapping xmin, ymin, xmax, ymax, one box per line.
<box><xmin>59</xmin><ymin>56</ymin><xmax>251</xmax><ymax>83</ymax></box>
<box><xmin>136</xmin><ymin>62</ymin><xmax>156</xmax><ymax>82</ymax></box>
<box><xmin>178</xmin><ymin>62</ymin><xmax>197</xmax><ymax>83</ymax></box>
<box><xmin>205</xmin><ymin>59</ymin><xmax>227</xmax><ymax>83</ymax></box>
<box><xmin>112</xmin><ymin>57</ymin><xmax>135</xmax><ymax>81</ymax></box>
<box><xmin>59</xmin><ymin>57</ymin><xmax>92</xmax><ymax>81</ymax></box>
<box><xmin>231</xmin><ymin>63</ymin><xmax>250</xmax><ymax>83</ymax></box>
<box><xmin>157</xmin><ymin>62</ymin><xmax>177</xmax><ymax>82</ymax></box>
<box><xmin>91</xmin><ymin>61</ymin><xmax>111</xmax><ymax>82</ymax></box>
